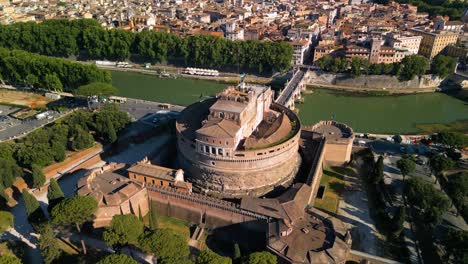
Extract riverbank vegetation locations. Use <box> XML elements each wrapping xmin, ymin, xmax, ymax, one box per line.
<box><xmin>0</xmin><ymin>48</ymin><xmax>111</xmax><ymax>91</ymax></box>
<box><xmin>416</xmin><ymin>120</ymin><xmax>468</xmax><ymax>134</ymax></box>
<box><xmin>316</xmin><ymin>54</ymin><xmax>456</xmax><ymax>80</ymax></box>
<box><xmin>0</xmin><ymin>19</ymin><xmax>293</xmax><ymax>74</ymax></box>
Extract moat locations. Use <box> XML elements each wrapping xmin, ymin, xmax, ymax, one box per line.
<box><xmin>112</xmin><ymin>71</ymin><xmax>468</xmax><ymax>134</ymax></box>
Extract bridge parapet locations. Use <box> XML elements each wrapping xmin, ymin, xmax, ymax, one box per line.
<box><xmin>276</xmin><ymin>69</ymin><xmax>308</xmax><ymax>109</ymax></box>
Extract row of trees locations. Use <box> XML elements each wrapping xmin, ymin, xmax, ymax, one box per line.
<box><xmin>317</xmin><ymin>54</ymin><xmax>456</xmax><ymax>80</ymax></box>
<box><xmin>366</xmin><ymin>154</ymin><xmax>407</xmax><ymax>237</ymax></box>
<box><xmin>0</xmin><ymin>19</ymin><xmax>293</xmax><ymax>73</ymax></box>
<box><xmin>0</xmin><ymin>48</ymin><xmax>111</xmax><ymax>91</ymax></box>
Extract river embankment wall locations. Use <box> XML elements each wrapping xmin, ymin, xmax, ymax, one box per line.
<box><xmin>307</xmin><ymin>70</ymin><xmax>443</xmax><ymax>91</ymax></box>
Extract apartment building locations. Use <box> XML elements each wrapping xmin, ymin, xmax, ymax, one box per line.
<box><xmin>411</xmin><ymin>28</ymin><xmax>459</xmax><ymax>59</ymax></box>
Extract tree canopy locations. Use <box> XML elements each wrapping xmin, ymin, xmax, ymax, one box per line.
<box><xmin>400</xmin><ymin>55</ymin><xmax>429</xmax><ymax>80</ymax></box>
<box><xmin>47</xmin><ymin>178</ymin><xmax>64</xmax><ymax>212</ymax></box>
<box><xmin>371</xmin><ymin>156</ymin><xmax>385</xmax><ymax>184</ymax></box>
<box><xmin>195</xmin><ymin>249</ymin><xmax>232</xmax><ymax>264</ymax></box>
<box><xmin>245</xmin><ymin>252</ymin><xmax>277</xmax><ymax>264</ymax></box>
<box><xmin>394</xmin><ymin>0</ymin><xmax>468</xmax><ymax>20</ymax></box>
<box><xmin>446</xmin><ymin>172</ymin><xmax>468</xmax><ymax>219</ymax></box>
<box><xmin>51</xmin><ymin>195</ymin><xmax>97</xmax><ymax>229</ymax></box>
<box><xmin>39</xmin><ymin>224</ymin><xmax>62</xmax><ymax>264</ymax></box>
<box><xmin>433</xmin><ymin>131</ymin><xmax>467</xmax><ymax>149</ymax></box>
<box><xmin>0</xmin><ymin>210</ymin><xmax>13</xmax><ymax>233</ymax></box>
<box><xmin>431</xmin><ymin>55</ymin><xmax>457</xmax><ymax>78</ymax></box>
<box><xmin>396</xmin><ymin>158</ymin><xmax>416</xmax><ymax>177</ymax></box>
<box><xmin>103</xmin><ymin>214</ymin><xmax>144</xmax><ymax>248</ymax></box>
<box><xmin>0</xmin><ymin>47</ymin><xmax>110</xmax><ymax>91</ymax></box>
<box><xmin>442</xmin><ymin>228</ymin><xmax>468</xmax><ymax>263</ymax></box>
<box><xmin>0</xmin><ymin>255</ymin><xmax>21</xmax><ymax>264</ymax></box>
<box><xmin>22</xmin><ymin>189</ymin><xmax>40</xmax><ymax>218</ymax></box>
<box><xmin>429</xmin><ymin>155</ymin><xmax>455</xmax><ymax>175</ymax></box>
<box><xmin>0</xmin><ymin>159</ymin><xmax>23</xmax><ymax>188</ymax></box>
<box><xmin>31</xmin><ymin>164</ymin><xmax>46</xmax><ymax>189</ymax></box>
<box><xmin>96</xmin><ymin>254</ymin><xmax>139</xmax><ymax>264</ymax></box>
<box><xmin>138</xmin><ymin>229</ymin><xmax>190</xmax><ymax>262</ymax></box>
<box><xmin>406</xmin><ymin>177</ymin><xmax>450</xmax><ymax>226</ymax></box>
<box><xmin>0</xmin><ymin>19</ymin><xmax>293</xmax><ymax>74</ymax></box>
<box><xmin>75</xmin><ymin>82</ymin><xmax>118</xmax><ymax>97</ymax></box>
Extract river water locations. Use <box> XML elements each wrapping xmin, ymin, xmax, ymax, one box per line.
<box><xmin>111</xmin><ymin>71</ymin><xmax>468</xmax><ymax>134</ymax></box>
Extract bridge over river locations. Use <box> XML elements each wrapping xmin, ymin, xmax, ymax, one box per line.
<box><xmin>275</xmin><ymin>69</ymin><xmax>309</xmax><ymax>109</ymax></box>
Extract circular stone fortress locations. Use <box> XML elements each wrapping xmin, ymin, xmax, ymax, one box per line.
<box><xmin>176</xmin><ymin>82</ymin><xmax>301</xmax><ymax>198</ymax></box>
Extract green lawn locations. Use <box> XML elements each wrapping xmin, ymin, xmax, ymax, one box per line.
<box><xmin>314</xmin><ymin>167</ymin><xmax>348</xmax><ymax>214</ymax></box>
<box><xmin>143</xmin><ymin>211</ymin><xmax>191</xmax><ymax>239</ymax></box>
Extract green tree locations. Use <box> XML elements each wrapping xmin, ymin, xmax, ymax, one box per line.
<box><xmin>0</xmin><ymin>159</ymin><xmax>23</xmax><ymax>188</ymax></box>
<box><xmin>400</xmin><ymin>55</ymin><xmax>429</xmax><ymax>80</ymax></box>
<box><xmin>148</xmin><ymin>201</ymin><xmax>158</xmax><ymax>230</ymax></box>
<box><xmin>433</xmin><ymin>131</ymin><xmax>467</xmax><ymax>149</ymax></box>
<box><xmin>22</xmin><ymin>189</ymin><xmax>40</xmax><ymax>218</ymax></box>
<box><xmin>68</xmin><ymin>125</ymin><xmax>94</xmax><ymax>151</ymax></box>
<box><xmin>44</xmin><ymin>73</ymin><xmax>63</xmax><ymax>92</ymax></box>
<box><xmin>233</xmin><ymin>243</ymin><xmax>241</xmax><ymax>262</ymax></box>
<box><xmin>371</xmin><ymin>156</ymin><xmax>385</xmax><ymax>184</ymax></box>
<box><xmin>396</xmin><ymin>158</ymin><xmax>416</xmax><ymax>179</ymax></box>
<box><xmin>391</xmin><ymin>206</ymin><xmax>406</xmax><ymax>237</ymax></box>
<box><xmin>431</xmin><ymin>55</ymin><xmax>456</xmax><ymax>78</ymax></box>
<box><xmin>39</xmin><ymin>224</ymin><xmax>62</xmax><ymax>264</ymax></box>
<box><xmin>195</xmin><ymin>249</ymin><xmax>232</xmax><ymax>264</ymax></box>
<box><xmin>0</xmin><ymin>255</ymin><xmax>21</xmax><ymax>264</ymax></box>
<box><xmin>75</xmin><ymin>82</ymin><xmax>118</xmax><ymax>97</ymax></box>
<box><xmin>441</xmin><ymin>229</ymin><xmax>468</xmax><ymax>263</ymax></box>
<box><xmin>51</xmin><ymin>195</ymin><xmax>98</xmax><ymax>254</ymax></box>
<box><xmin>31</xmin><ymin>164</ymin><xmax>46</xmax><ymax>189</ymax></box>
<box><xmin>350</xmin><ymin>57</ymin><xmax>363</xmax><ymax>77</ymax></box>
<box><xmin>96</xmin><ymin>254</ymin><xmax>139</xmax><ymax>264</ymax></box>
<box><xmin>24</xmin><ymin>74</ymin><xmax>39</xmax><ymax>88</ymax></box>
<box><xmin>0</xmin><ymin>210</ymin><xmax>13</xmax><ymax>233</ymax></box>
<box><xmin>406</xmin><ymin>177</ymin><xmax>450</xmax><ymax>226</ymax></box>
<box><xmin>369</xmin><ymin>63</ymin><xmax>383</xmax><ymax>75</ymax></box>
<box><xmin>446</xmin><ymin>172</ymin><xmax>468</xmax><ymax>211</ymax></box>
<box><xmin>245</xmin><ymin>251</ymin><xmax>277</xmax><ymax>264</ymax></box>
<box><xmin>103</xmin><ymin>214</ymin><xmax>144</xmax><ymax>250</ymax></box>
<box><xmin>429</xmin><ymin>155</ymin><xmax>455</xmax><ymax>175</ymax></box>
<box><xmin>22</xmin><ymin>189</ymin><xmax>45</xmax><ymax>224</ymax></box>
<box><xmin>138</xmin><ymin>229</ymin><xmax>190</xmax><ymax>262</ymax></box>
<box><xmin>47</xmin><ymin>178</ymin><xmax>64</xmax><ymax>212</ymax></box>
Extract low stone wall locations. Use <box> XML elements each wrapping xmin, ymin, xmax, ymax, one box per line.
<box><xmin>308</xmin><ymin>70</ymin><xmax>442</xmax><ymax>89</ymax></box>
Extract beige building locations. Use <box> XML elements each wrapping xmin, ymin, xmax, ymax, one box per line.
<box><xmin>128</xmin><ymin>158</ymin><xmax>192</xmax><ymax>193</ymax></box>
<box><xmin>76</xmin><ymin>163</ymin><xmax>150</xmax><ymax>228</ymax></box>
<box><xmin>313</xmin><ymin>45</ymin><xmax>336</xmax><ymax>63</ymax></box>
<box><xmin>411</xmin><ymin>28</ymin><xmax>459</xmax><ymax>59</ymax></box>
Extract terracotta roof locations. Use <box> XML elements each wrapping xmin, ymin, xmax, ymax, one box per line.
<box><xmin>197</xmin><ymin>119</ymin><xmax>240</xmax><ymax>138</ymax></box>
<box><xmin>127</xmin><ymin>163</ymin><xmax>176</xmax><ymax>181</ymax></box>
